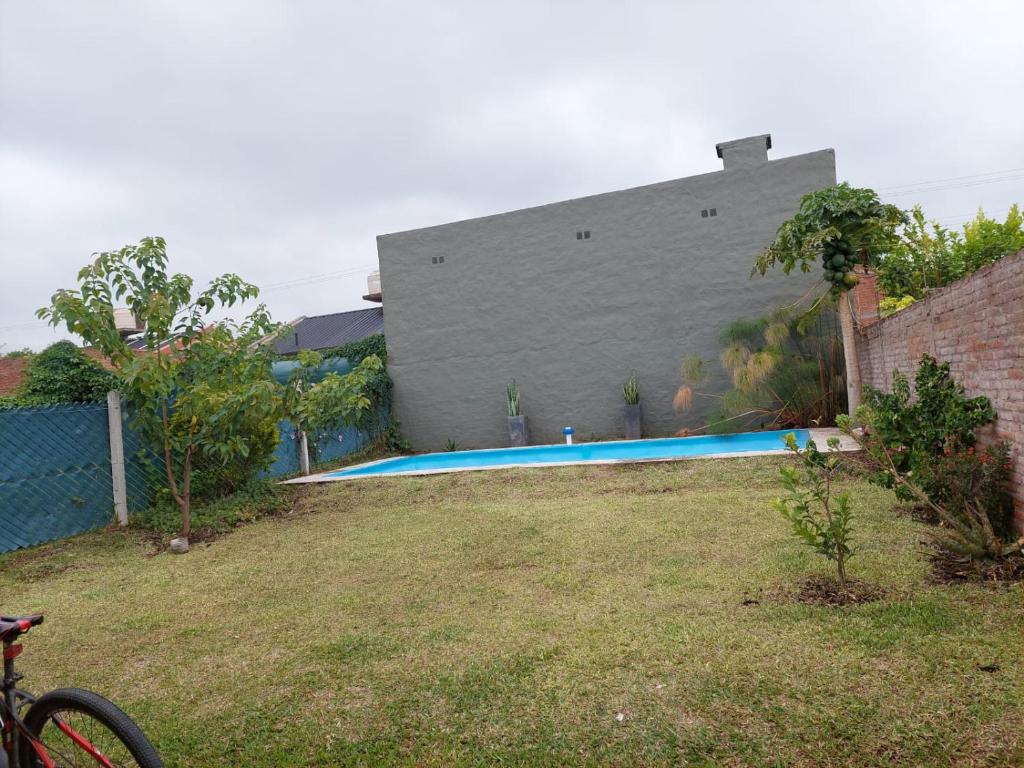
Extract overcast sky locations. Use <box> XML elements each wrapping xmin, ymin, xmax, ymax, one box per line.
<box><xmin>2</xmin><ymin>1</ymin><xmax>1022</xmax><ymax>351</ymax></box>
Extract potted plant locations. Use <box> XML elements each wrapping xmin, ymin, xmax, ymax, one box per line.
<box><xmin>622</xmin><ymin>372</ymin><xmax>641</xmax><ymax>439</ymax></box>
<box><xmin>506</xmin><ymin>379</ymin><xmax>528</xmax><ymax>447</ymax></box>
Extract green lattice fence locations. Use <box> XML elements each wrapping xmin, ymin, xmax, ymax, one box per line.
<box><xmin>0</xmin><ymin>402</ymin><xmax>154</xmax><ymax>553</ymax></box>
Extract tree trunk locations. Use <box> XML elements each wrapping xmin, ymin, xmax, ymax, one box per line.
<box><xmin>179</xmin><ymin>496</ymin><xmax>191</xmax><ymax>539</ymax></box>
<box><xmin>179</xmin><ymin>447</ymin><xmax>193</xmax><ymax>539</ymax></box>
<box><xmin>838</xmin><ymin>291</ymin><xmax>861</xmax><ymax>417</ymax></box>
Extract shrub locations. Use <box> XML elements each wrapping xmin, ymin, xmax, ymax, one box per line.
<box><xmin>879</xmin><ymin>295</ymin><xmax>916</xmax><ymax>318</ymax></box>
<box><xmin>842</xmin><ymin>355</ymin><xmax>1020</xmax><ymax>565</ymax></box>
<box><xmin>313</xmin><ymin>334</ymin><xmax>393</xmax><ymax>437</ymax></box>
<box><xmin>841</xmin><ymin>414</ymin><xmax>1022</xmax><ymax>564</ymax></box>
<box><xmin>774</xmin><ymin>432</ymin><xmax>854</xmax><ymax>584</ymax></box>
<box><xmin>861</xmin><ymin>355</ymin><xmax>996</xmax><ymax>503</ymax></box>
<box><xmin>679</xmin><ymin>303</ymin><xmax>845</xmax><ymax>434</ymax></box>
<box><xmin>876</xmin><ymin>204</ymin><xmax>1024</xmax><ymax>299</ymax></box>
<box><xmin>373</xmin><ymin>423</ymin><xmax>410</xmax><ymax>454</ymax></box>
<box><xmin>914</xmin><ymin>442</ymin><xmax>1016</xmax><ymax>543</ymax></box>
<box><xmin>137</xmin><ymin>478</ymin><xmax>288</xmax><ymax>537</ymax></box>
<box><xmin>5</xmin><ymin>341</ymin><xmax>116</xmax><ymax>406</ymax></box>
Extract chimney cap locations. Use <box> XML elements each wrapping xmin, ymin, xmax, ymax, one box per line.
<box><xmin>716</xmin><ymin>134</ymin><xmax>772</xmax><ymax>159</ymax></box>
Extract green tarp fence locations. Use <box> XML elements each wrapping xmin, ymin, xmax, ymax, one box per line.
<box><xmin>0</xmin><ymin>401</ymin><xmax>387</xmax><ymax>553</ymax></box>
<box><xmin>0</xmin><ymin>403</ymin><xmax>153</xmax><ymax>553</ymax></box>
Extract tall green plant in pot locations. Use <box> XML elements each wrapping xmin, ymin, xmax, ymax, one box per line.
<box><xmin>622</xmin><ymin>372</ymin><xmax>641</xmax><ymax>439</ymax></box>
<box><xmin>506</xmin><ymin>379</ymin><xmax>528</xmax><ymax>447</ymax></box>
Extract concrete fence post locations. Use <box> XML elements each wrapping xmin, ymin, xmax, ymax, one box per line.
<box><xmin>106</xmin><ymin>390</ymin><xmax>129</xmax><ymax>526</ymax></box>
<box><xmin>299</xmin><ymin>430</ymin><xmax>311</xmax><ymax>476</ymax></box>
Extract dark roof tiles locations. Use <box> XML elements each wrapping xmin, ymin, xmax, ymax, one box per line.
<box><xmin>273</xmin><ymin>307</ymin><xmax>384</xmax><ymax>355</ymax></box>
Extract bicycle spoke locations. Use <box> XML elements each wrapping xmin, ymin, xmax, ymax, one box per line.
<box><xmin>33</xmin><ymin>708</ymin><xmax>142</xmax><ymax>768</ymax></box>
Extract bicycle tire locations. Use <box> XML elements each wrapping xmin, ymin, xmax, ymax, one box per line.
<box><xmin>21</xmin><ymin>687</ymin><xmax>163</xmax><ymax>768</ymax></box>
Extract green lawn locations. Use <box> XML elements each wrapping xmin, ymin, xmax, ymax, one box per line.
<box><xmin>3</xmin><ymin>458</ymin><xmax>1023</xmax><ymax>767</ymax></box>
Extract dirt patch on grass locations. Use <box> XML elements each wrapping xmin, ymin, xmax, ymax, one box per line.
<box><xmin>595</xmin><ymin>484</ymin><xmax>677</xmax><ymax>495</ymax></box>
<box><xmin>928</xmin><ymin>551</ymin><xmax>1024</xmax><ymax>585</ymax></box>
<box><xmin>0</xmin><ymin>528</ymin><xmax>156</xmax><ymax>583</ymax></box>
<box><xmin>894</xmin><ymin>502</ymin><xmax>942</xmax><ymax>526</ymax></box>
<box><xmin>784</xmin><ymin>576</ymin><xmax>886</xmax><ymax>606</ymax></box>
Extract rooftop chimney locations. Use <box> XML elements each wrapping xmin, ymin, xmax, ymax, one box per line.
<box><xmin>715</xmin><ymin>134</ymin><xmax>772</xmax><ymax>171</ymax></box>
<box><xmin>112</xmin><ymin>308</ymin><xmax>144</xmax><ymax>339</ymax></box>
<box><xmin>363</xmin><ymin>269</ymin><xmax>383</xmax><ymax>303</ymax></box>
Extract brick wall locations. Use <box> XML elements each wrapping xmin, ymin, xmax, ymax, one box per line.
<box><xmin>0</xmin><ymin>357</ymin><xmax>30</xmax><ymax>396</ymax></box>
<box><xmin>855</xmin><ymin>249</ymin><xmax>1024</xmax><ymax>525</ymax></box>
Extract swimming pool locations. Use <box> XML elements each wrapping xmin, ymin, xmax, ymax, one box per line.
<box><xmin>302</xmin><ymin>428</ymin><xmax>811</xmax><ymax>482</ymax></box>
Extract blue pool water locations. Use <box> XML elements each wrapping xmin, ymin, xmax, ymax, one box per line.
<box><xmin>325</xmin><ymin>428</ymin><xmax>808</xmax><ymax>479</ymax></box>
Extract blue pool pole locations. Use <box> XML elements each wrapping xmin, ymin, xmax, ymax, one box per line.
<box><xmin>563</xmin><ymin>426</ymin><xmax>574</xmax><ymax>445</ymax></box>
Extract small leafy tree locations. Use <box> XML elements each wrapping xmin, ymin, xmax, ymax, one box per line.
<box><xmin>752</xmin><ymin>184</ymin><xmax>906</xmax><ymax>414</ymax></box>
<box><xmin>875</xmin><ymin>206</ymin><xmax>962</xmax><ymax>300</ymax></box>
<box><xmin>958</xmin><ymin>204</ymin><xmax>1024</xmax><ymax>274</ymax></box>
<box><xmin>8</xmin><ymin>341</ymin><xmax>116</xmax><ymax>405</ymax></box>
<box><xmin>774</xmin><ymin>432</ymin><xmax>854</xmax><ymax>584</ymax></box>
<box><xmin>39</xmin><ymin>237</ymin><xmax>280</xmax><ymax>543</ymax></box>
<box><xmin>284</xmin><ymin>349</ymin><xmax>384</xmax><ymax>456</ymax></box>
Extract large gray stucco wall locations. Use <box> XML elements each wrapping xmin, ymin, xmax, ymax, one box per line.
<box><xmin>377</xmin><ymin>137</ymin><xmax>836</xmax><ymax>450</ymax></box>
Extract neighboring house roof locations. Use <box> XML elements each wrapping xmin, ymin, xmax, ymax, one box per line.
<box><xmin>272</xmin><ymin>307</ymin><xmax>384</xmax><ymax>355</ymax></box>
<box><xmin>126</xmin><ymin>335</ymin><xmax>181</xmax><ymax>351</ymax></box>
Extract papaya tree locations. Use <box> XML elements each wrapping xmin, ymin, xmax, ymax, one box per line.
<box><xmin>752</xmin><ymin>184</ymin><xmax>905</xmax><ymax>414</ymax></box>
<box><xmin>38</xmin><ymin>236</ymin><xmax>281</xmax><ymax>550</ymax></box>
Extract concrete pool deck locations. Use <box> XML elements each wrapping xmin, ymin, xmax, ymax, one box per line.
<box><xmin>282</xmin><ymin>428</ymin><xmax>859</xmax><ymax>484</ymax></box>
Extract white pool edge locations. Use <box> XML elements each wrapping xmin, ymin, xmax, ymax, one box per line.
<box><xmin>281</xmin><ymin>428</ymin><xmax>858</xmax><ymax>484</ymax></box>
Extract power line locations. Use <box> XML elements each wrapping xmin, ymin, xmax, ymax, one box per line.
<box><xmin>877</xmin><ymin>167</ymin><xmax>1024</xmax><ymax>193</ymax></box>
<box><xmin>260</xmin><ymin>263</ymin><xmax>377</xmax><ymax>293</ymax></box>
<box><xmin>934</xmin><ymin>208</ymin><xmax>1012</xmax><ymax>225</ymax></box>
<box><xmin>881</xmin><ymin>173</ymin><xmax>1024</xmax><ymax>199</ymax></box>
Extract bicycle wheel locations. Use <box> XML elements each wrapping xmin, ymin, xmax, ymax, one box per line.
<box><xmin>21</xmin><ymin>688</ymin><xmax>163</xmax><ymax>768</ymax></box>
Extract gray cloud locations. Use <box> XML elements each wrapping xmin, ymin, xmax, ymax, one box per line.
<box><xmin>2</xmin><ymin>0</ymin><xmax>1022</xmax><ymax>350</ymax></box>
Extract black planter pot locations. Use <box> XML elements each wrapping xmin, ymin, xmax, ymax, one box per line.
<box><xmin>623</xmin><ymin>403</ymin><xmax>642</xmax><ymax>440</ymax></box>
<box><xmin>507</xmin><ymin>415</ymin><xmax>529</xmax><ymax>447</ymax></box>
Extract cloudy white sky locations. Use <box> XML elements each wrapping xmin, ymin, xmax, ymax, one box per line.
<box><xmin>2</xmin><ymin>1</ymin><xmax>1022</xmax><ymax>351</ymax></box>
